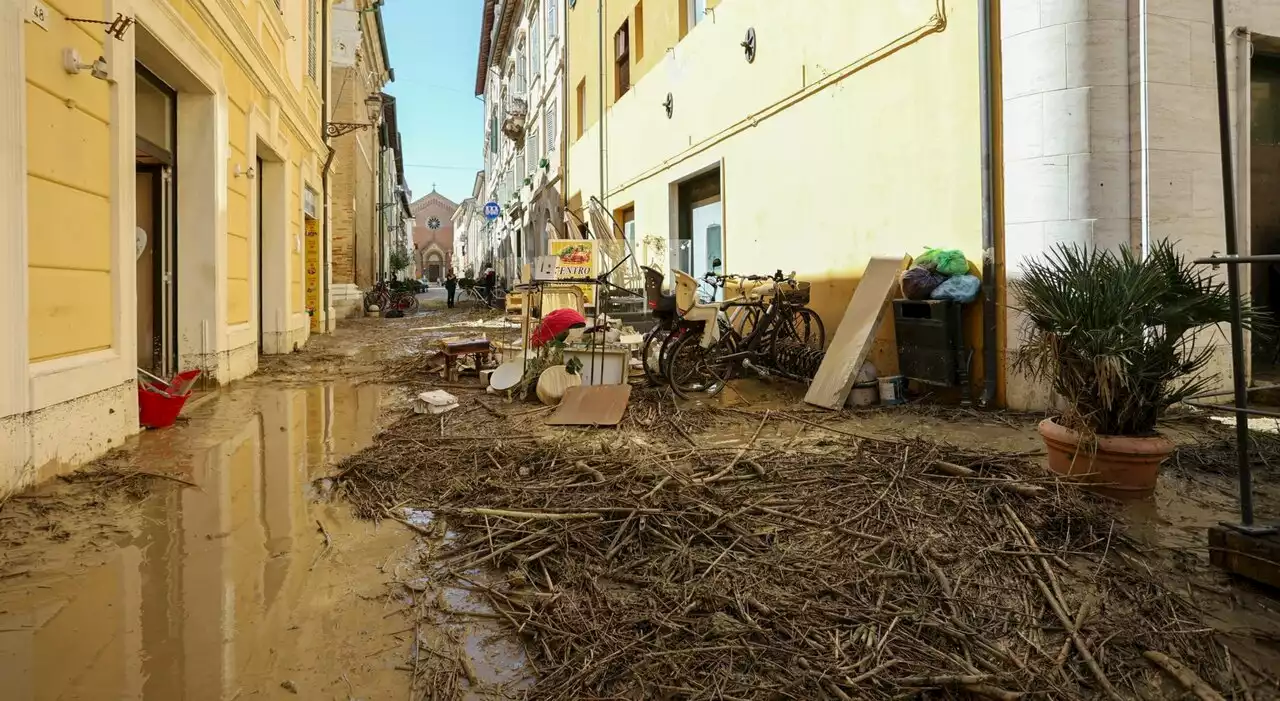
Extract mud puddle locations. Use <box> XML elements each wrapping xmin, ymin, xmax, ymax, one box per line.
<box><xmin>0</xmin><ymin>379</ymin><xmax>528</xmax><ymax>700</ymax></box>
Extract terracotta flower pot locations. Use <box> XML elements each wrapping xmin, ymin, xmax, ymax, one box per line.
<box><xmin>1037</xmin><ymin>419</ymin><xmax>1174</xmax><ymax>499</ymax></box>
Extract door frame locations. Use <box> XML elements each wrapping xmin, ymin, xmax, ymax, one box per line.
<box><xmin>136</xmin><ymin>64</ymin><xmax>179</xmax><ymax>377</ymax></box>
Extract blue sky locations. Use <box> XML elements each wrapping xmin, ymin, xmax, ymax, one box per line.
<box><xmin>382</xmin><ymin>0</ymin><xmax>484</xmax><ymax>205</ymax></box>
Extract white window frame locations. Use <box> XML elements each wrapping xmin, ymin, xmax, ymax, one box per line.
<box><xmin>688</xmin><ymin>0</ymin><xmax>706</xmax><ymax>30</ymax></box>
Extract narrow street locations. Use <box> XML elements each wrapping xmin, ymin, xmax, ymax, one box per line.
<box><xmin>7</xmin><ymin>0</ymin><xmax>1280</xmax><ymax>698</ymax></box>
<box><xmin>4</xmin><ymin>296</ymin><xmax>1279</xmax><ymax>699</ymax></box>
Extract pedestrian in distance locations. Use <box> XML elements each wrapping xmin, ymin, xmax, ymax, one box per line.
<box><xmin>444</xmin><ymin>270</ymin><xmax>458</xmax><ymax>309</ymax></box>
<box><xmin>483</xmin><ymin>267</ymin><xmax>496</xmax><ymax>305</ymax></box>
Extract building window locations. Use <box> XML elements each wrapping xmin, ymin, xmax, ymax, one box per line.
<box><xmin>516</xmin><ymin>149</ymin><xmax>526</xmax><ymax>189</ymax></box>
<box><xmin>680</xmin><ymin>0</ymin><xmax>705</xmax><ymax>38</ymax></box>
<box><xmin>575</xmin><ymin>79</ymin><xmax>586</xmax><ymax>139</ymax></box>
<box><xmin>307</xmin><ymin>0</ymin><xmax>318</xmax><ymax>80</ymax></box>
<box><xmin>530</xmin><ymin>7</ymin><xmax>541</xmax><ymax>79</ymax></box>
<box><xmin>546</xmin><ymin>99</ymin><xmax>557</xmax><ymax>153</ymax></box>
<box><xmin>547</xmin><ymin>0</ymin><xmax>558</xmax><ymax>39</ymax></box>
<box><xmin>490</xmin><ymin>113</ymin><xmax>499</xmax><ymax>153</ymax></box>
<box><xmin>527</xmin><ymin>129</ymin><xmax>539</xmax><ymax>178</ymax></box>
<box><xmin>614</xmin><ymin>20</ymin><xmax>630</xmax><ymax>100</ymax></box>
<box><xmin>634</xmin><ymin>1</ymin><xmax>644</xmax><ymax>61</ymax></box>
<box><xmin>619</xmin><ymin>205</ymin><xmax>636</xmax><ymax>249</ymax></box>
<box><xmin>689</xmin><ymin>0</ymin><xmax>706</xmax><ymax>29</ymax></box>
<box><xmin>516</xmin><ymin>45</ymin><xmax>527</xmax><ymax>95</ymax></box>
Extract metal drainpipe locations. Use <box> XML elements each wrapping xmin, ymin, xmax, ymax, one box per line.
<box><xmin>978</xmin><ymin>0</ymin><xmax>998</xmax><ymax>407</ymax></box>
<box><xmin>561</xmin><ymin>0</ymin><xmax>570</xmax><ymax>219</ymax></box>
<box><xmin>321</xmin><ymin>0</ymin><xmax>330</xmax><ymax>326</ymax></box>
<box><xmin>378</xmin><ymin>129</ymin><xmax>386</xmax><ymax>281</ymax></box>
<box><xmin>598</xmin><ymin>0</ymin><xmax>606</xmax><ymax>218</ymax></box>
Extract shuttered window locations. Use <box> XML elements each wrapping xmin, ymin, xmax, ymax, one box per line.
<box><xmin>545</xmin><ymin>100</ymin><xmax>557</xmax><ymax>154</ymax></box>
<box><xmin>307</xmin><ymin>0</ymin><xmax>318</xmax><ymax>80</ymax></box>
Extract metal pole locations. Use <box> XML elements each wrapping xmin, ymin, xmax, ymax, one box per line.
<box><xmin>977</xmin><ymin>0</ymin><xmax>998</xmax><ymax>408</ymax></box>
<box><xmin>1211</xmin><ymin>0</ymin><xmax>1254</xmax><ymax>527</ymax></box>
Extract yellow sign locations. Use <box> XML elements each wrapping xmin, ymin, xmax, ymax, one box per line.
<box><xmin>548</xmin><ymin>239</ymin><xmax>595</xmax><ymax>305</ymax></box>
<box><xmin>305</xmin><ymin>217</ymin><xmax>320</xmax><ymax>332</ymax></box>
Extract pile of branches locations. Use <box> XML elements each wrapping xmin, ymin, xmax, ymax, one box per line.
<box><xmin>335</xmin><ymin>407</ymin><xmax>1260</xmax><ymax>700</ymax></box>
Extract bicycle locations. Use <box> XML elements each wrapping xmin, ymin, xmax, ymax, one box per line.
<box><xmin>364</xmin><ymin>281</ymin><xmax>420</xmax><ymax>314</ymax></box>
<box><xmin>363</xmin><ymin>282</ymin><xmax>391</xmax><ymax>313</ymax></box>
<box><xmin>665</xmin><ymin>270</ymin><xmax>825</xmax><ymax>399</ymax></box>
<box><xmin>640</xmin><ymin>267</ymin><xmax>732</xmax><ymax>387</ymax></box>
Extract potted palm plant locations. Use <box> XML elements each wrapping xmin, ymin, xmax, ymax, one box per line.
<box><xmin>1013</xmin><ymin>241</ymin><xmax>1265</xmax><ymax>498</ymax></box>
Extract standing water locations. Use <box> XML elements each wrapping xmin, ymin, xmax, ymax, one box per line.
<box><xmin>0</xmin><ymin>381</ymin><xmax>423</xmax><ymax>700</ymax></box>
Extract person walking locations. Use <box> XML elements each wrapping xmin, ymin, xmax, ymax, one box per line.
<box><xmin>444</xmin><ymin>270</ymin><xmax>458</xmax><ymax>309</ymax></box>
<box><xmin>482</xmin><ymin>267</ymin><xmax>496</xmax><ymax>306</ymax></box>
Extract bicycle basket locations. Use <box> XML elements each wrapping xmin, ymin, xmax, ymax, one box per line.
<box><xmin>778</xmin><ymin>281</ymin><xmax>811</xmax><ymax>304</ymax></box>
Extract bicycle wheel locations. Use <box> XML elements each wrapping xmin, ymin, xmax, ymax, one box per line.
<box><xmin>395</xmin><ymin>293</ymin><xmax>419</xmax><ymax>313</ymax></box>
<box><xmin>656</xmin><ymin>325</ymin><xmax>690</xmax><ymax>384</ymax></box>
<box><xmin>773</xmin><ymin>307</ymin><xmax>825</xmax><ymax>351</ymax></box>
<box><xmin>641</xmin><ymin>328</ymin><xmax>670</xmax><ymax>387</ymax></box>
<box><xmin>665</xmin><ymin>327</ymin><xmax>737</xmax><ymax>399</ymax></box>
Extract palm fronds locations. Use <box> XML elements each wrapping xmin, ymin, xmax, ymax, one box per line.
<box><xmin>1012</xmin><ymin>240</ymin><xmax>1268</xmax><ymax>436</ymax></box>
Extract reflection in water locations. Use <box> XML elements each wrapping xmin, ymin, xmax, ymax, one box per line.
<box><xmin>0</xmin><ymin>382</ymin><xmax>387</xmax><ymax>701</ymax></box>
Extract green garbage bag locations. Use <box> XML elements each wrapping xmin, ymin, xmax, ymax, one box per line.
<box><xmin>933</xmin><ymin>249</ymin><xmax>971</xmax><ymax>276</ymax></box>
<box><xmin>916</xmin><ymin>247</ymin><xmax>970</xmax><ymax>276</ymax></box>
<box><xmin>914</xmin><ymin>247</ymin><xmax>942</xmax><ymax>271</ymax></box>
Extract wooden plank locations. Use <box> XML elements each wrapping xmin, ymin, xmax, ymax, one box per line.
<box><xmin>546</xmin><ymin>384</ymin><xmax>632</xmax><ymax>426</ymax></box>
<box><xmin>1208</xmin><ymin>525</ymin><xmax>1280</xmax><ymax>590</ymax></box>
<box><xmin>804</xmin><ymin>255</ymin><xmax>908</xmax><ymax>410</ymax></box>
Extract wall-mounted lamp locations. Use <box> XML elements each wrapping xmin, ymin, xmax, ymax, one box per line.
<box><xmin>234</xmin><ymin>164</ymin><xmax>257</xmax><ymax>179</ymax></box>
<box><xmin>662</xmin><ymin>93</ymin><xmax>674</xmax><ymax>119</ymax></box>
<box><xmin>63</xmin><ymin>49</ymin><xmax>109</xmax><ymax>80</ymax></box>
<box><xmin>325</xmin><ymin>94</ymin><xmax>386</xmax><ymax>138</ymax></box>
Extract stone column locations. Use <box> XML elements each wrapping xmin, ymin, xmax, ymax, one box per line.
<box><xmin>1000</xmin><ymin>0</ymin><xmax>1131</xmax><ymax>409</ymax></box>
<box><xmin>0</xmin><ymin>0</ymin><xmax>32</xmax><ymax>493</ymax></box>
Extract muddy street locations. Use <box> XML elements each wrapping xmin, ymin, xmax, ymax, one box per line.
<box><xmin>3</xmin><ymin>301</ymin><xmax>1280</xmax><ymax>700</ymax></box>
<box><xmin>0</xmin><ymin>303</ymin><xmax>530</xmax><ymax>700</ymax></box>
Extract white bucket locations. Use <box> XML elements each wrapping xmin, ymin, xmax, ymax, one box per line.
<box><xmin>878</xmin><ymin>375</ymin><xmax>906</xmax><ymax>406</ymax></box>
<box><xmin>848</xmin><ymin>381</ymin><xmax>878</xmax><ymax>408</ymax></box>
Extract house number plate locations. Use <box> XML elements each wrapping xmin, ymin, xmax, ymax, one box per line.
<box><xmin>28</xmin><ymin>1</ymin><xmax>50</xmax><ymax>30</ymax></box>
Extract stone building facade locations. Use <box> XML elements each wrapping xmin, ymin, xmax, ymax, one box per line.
<box><xmin>329</xmin><ymin>0</ymin><xmax>394</xmax><ymax>318</ymax></box>
<box><xmin>409</xmin><ymin>190</ymin><xmax>458</xmax><ymax>281</ymax></box>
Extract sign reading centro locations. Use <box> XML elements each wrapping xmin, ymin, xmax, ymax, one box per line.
<box><xmin>548</xmin><ymin>239</ymin><xmax>595</xmax><ymax>305</ymax></box>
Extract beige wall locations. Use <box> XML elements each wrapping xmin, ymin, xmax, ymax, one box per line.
<box><xmin>329</xmin><ymin>66</ymin><xmax>379</xmax><ymax>290</ymax></box>
<box><xmin>566</xmin><ymin>0</ymin><xmax>987</xmax><ymax>379</ymax></box>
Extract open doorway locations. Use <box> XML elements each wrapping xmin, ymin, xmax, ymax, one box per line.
<box><xmin>135</xmin><ymin>65</ymin><xmax>178</xmax><ymax>378</ymax></box>
<box><xmin>257</xmin><ymin>155</ymin><xmax>265</xmax><ymax>349</ymax></box>
<box><xmin>1251</xmin><ymin>51</ymin><xmax>1280</xmax><ymax>381</ymax></box>
<box><xmin>673</xmin><ymin>167</ymin><xmax>724</xmax><ymax>283</ymax></box>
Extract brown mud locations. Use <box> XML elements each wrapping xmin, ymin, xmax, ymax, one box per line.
<box><xmin>0</xmin><ymin>299</ymin><xmax>527</xmax><ymax>700</ymax></box>
<box><xmin>4</xmin><ymin>297</ymin><xmax>1280</xmax><ymax>699</ymax></box>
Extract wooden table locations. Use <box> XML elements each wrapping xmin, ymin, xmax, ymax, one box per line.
<box><xmin>439</xmin><ymin>338</ymin><xmax>493</xmax><ymax>382</ymax></box>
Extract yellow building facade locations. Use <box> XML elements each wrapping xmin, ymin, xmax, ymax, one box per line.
<box><xmin>1</xmin><ymin>0</ymin><xmax>332</xmax><ymax>494</ymax></box>
<box><xmin>565</xmin><ymin>0</ymin><xmax>1002</xmax><ymax>399</ymax></box>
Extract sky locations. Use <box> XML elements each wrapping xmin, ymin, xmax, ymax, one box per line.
<box><xmin>381</xmin><ymin>0</ymin><xmax>485</xmax><ymax>206</ymax></box>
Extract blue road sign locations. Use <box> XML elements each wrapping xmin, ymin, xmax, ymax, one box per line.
<box><xmin>483</xmin><ymin>201</ymin><xmax>501</xmax><ymax>221</ymax></box>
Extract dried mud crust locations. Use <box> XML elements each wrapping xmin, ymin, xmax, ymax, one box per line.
<box><xmin>332</xmin><ymin>395</ymin><xmax>1280</xmax><ymax>700</ymax></box>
